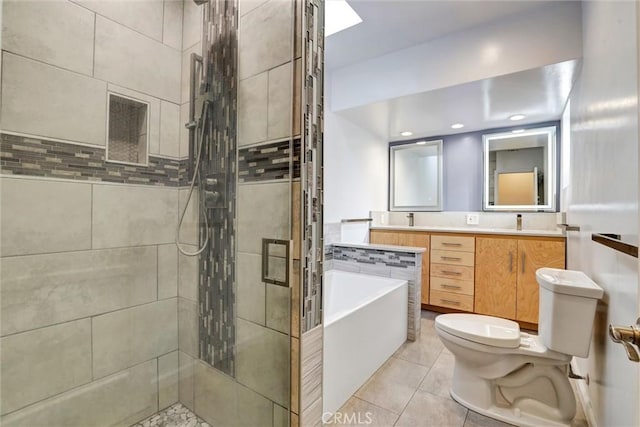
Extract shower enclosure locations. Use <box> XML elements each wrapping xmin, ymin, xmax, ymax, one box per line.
<box><xmin>0</xmin><ymin>0</ymin><xmax>324</xmax><ymax>425</ymax></box>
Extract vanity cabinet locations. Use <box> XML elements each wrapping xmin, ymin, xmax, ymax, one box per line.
<box><xmin>370</xmin><ymin>228</ymin><xmax>566</xmax><ymax>328</ymax></box>
<box><xmin>474</xmin><ymin>236</ymin><xmax>565</xmax><ymax>324</ymax></box>
<box><xmin>429</xmin><ymin>235</ymin><xmax>475</xmax><ymax>311</ymax></box>
<box><xmin>370</xmin><ymin>230</ymin><xmax>430</xmax><ymax>305</ymax></box>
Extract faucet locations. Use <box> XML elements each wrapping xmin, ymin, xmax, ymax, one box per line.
<box><xmin>407</xmin><ymin>212</ymin><xmax>414</xmax><ymax>227</ymax></box>
<box><xmin>517</xmin><ymin>214</ymin><xmax>522</xmax><ymax>231</ymax></box>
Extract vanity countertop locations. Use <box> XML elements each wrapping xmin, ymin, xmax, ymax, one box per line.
<box><xmin>370</xmin><ymin>225</ymin><xmax>565</xmax><ymax>237</ymax></box>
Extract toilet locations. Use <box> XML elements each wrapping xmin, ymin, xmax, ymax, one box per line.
<box><xmin>435</xmin><ymin>268</ymin><xmax>604</xmax><ymax>427</ymax></box>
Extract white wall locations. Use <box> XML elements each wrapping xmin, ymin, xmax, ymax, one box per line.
<box><xmin>566</xmin><ymin>2</ymin><xmax>639</xmax><ymax>426</ymax></box>
<box><xmin>324</xmin><ymin>81</ymin><xmax>388</xmax><ymax>224</ymax></box>
<box><xmin>329</xmin><ymin>1</ymin><xmax>582</xmax><ymax>111</ymax></box>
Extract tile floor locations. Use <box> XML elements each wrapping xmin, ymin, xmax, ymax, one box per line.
<box><xmin>328</xmin><ymin>311</ymin><xmax>589</xmax><ymax>427</ymax></box>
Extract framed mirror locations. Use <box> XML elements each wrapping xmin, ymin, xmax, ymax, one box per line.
<box><xmin>483</xmin><ymin>126</ymin><xmax>557</xmax><ymax>211</ymax></box>
<box><xmin>389</xmin><ymin>139</ymin><xmax>443</xmax><ymax>211</ymax></box>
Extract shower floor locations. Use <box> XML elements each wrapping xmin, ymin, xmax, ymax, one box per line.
<box><xmin>132</xmin><ymin>403</ymin><xmax>210</xmax><ymax>427</ymax></box>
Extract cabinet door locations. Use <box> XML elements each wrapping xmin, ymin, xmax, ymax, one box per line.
<box><xmin>475</xmin><ymin>237</ymin><xmax>518</xmax><ymax>319</ymax></box>
<box><xmin>516</xmin><ymin>239</ymin><xmax>566</xmax><ymax>323</ymax></box>
<box><xmin>396</xmin><ymin>232</ymin><xmax>430</xmax><ymax>305</ymax></box>
<box><xmin>370</xmin><ymin>230</ymin><xmax>399</xmax><ymax>245</ymax></box>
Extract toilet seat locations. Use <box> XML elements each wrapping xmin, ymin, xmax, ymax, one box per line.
<box><xmin>435</xmin><ymin>313</ymin><xmax>521</xmax><ymax>349</ymax></box>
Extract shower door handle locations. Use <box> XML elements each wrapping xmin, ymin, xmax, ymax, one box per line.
<box><xmin>262</xmin><ymin>238</ymin><xmax>291</xmax><ymax>287</ymax></box>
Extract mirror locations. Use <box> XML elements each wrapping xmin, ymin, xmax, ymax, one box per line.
<box><xmin>483</xmin><ymin>126</ymin><xmax>557</xmax><ymax>211</ymax></box>
<box><xmin>390</xmin><ymin>140</ymin><xmax>443</xmax><ymax>211</ymax></box>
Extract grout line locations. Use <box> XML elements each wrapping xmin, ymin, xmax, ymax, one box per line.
<box><xmin>1</xmin><ymin>297</ymin><xmax>178</xmax><ymax>339</ymax></box>
<box><xmin>2</xmin><ymin>241</ymin><xmax>177</xmax><ymax>259</ymax></box>
<box><xmin>92</xmin><ymin>12</ymin><xmax>96</xmax><ymax>77</ymax></box>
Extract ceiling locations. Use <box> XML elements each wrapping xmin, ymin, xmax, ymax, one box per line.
<box><xmin>337</xmin><ymin>59</ymin><xmax>581</xmax><ymax>140</ymax></box>
<box><xmin>326</xmin><ymin>0</ymin><xmax>555</xmax><ymax>70</ymax></box>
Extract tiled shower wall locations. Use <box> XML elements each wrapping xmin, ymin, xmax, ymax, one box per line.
<box><xmin>0</xmin><ymin>0</ymin><xmax>192</xmax><ymax>425</ymax></box>
<box><xmin>177</xmin><ymin>0</ymin><xmax>301</xmax><ymax>426</ymax></box>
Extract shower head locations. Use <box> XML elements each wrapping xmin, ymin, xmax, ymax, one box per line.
<box><xmin>193</xmin><ymin>0</ymin><xmax>208</xmax><ymax>4</ymax></box>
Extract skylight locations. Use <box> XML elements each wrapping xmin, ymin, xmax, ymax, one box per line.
<box><xmin>325</xmin><ymin>0</ymin><xmax>363</xmax><ymax>37</ymax></box>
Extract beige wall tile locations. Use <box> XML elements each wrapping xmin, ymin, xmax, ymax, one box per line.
<box><xmin>1</xmin><ymin>52</ymin><xmax>107</xmax><ymax>145</ymax></box>
<box><xmin>238</xmin><ymin>72</ymin><xmax>268</xmax><ymax>146</ymax></box>
<box><xmin>178</xmin><ymin>251</ymin><xmax>198</xmax><ymax>301</ymax></box>
<box><xmin>266</xmin><ymin>283</ymin><xmax>290</xmax><ymax>334</ymax></box>
<box><xmin>73</xmin><ymin>0</ymin><xmax>164</xmax><ymax>41</ymax></box>
<box><xmin>178</xmin><ymin>297</ymin><xmax>198</xmax><ymax>358</ymax></box>
<box><xmin>274</xmin><ymin>403</ymin><xmax>289</xmax><ymax>427</ymax></box>
<box><xmin>108</xmin><ymin>83</ymin><xmax>161</xmax><ymax>155</ymax></box>
<box><xmin>160</xmin><ymin>100</ymin><xmax>181</xmax><ymax>157</ymax></box>
<box><xmin>1</xmin><ymin>246</ymin><xmax>157</xmax><ymax>336</ymax></box>
<box><xmin>179</xmin><ymin>102</ymin><xmax>191</xmax><ymax>158</ymax></box>
<box><xmin>237</xmin><ymin>252</ymin><xmax>266</xmax><ymax>325</ymax></box>
<box><xmin>182</xmin><ymin>0</ymin><xmax>202</xmax><ymax>50</ymax></box>
<box><xmin>0</xmin><ymin>178</ymin><xmax>92</xmax><ymax>257</ymax></box>
<box><xmin>237</xmin><ymin>182</ymin><xmax>290</xmax><ymax>254</ymax></box>
<box><xmin>179</xmin><ymin>351</ymin><xmax>195</xmax><ymax>411</ymax></box>
<box><xmin>159</xmin><ymin>351</ymin><xmax>180</xmax><ymax>410</ymax></box>
<box><xmin>158</xmin><ymin>244</ymin><xmax>179</xmax><ymax>299</ymax></box>
<box><xmin>163</xmin><ymin>0</ymin><xmax>184</xmax><ymax>50</ymax></box>
<box><xmin>236</xmin><ymin>318</ymin><xmax>290</xmax><ymax>407</ymax></box>
<box><xmin>268</xmin><ymin>62</ymin><xmax>293</xmax><ymax>140</ymax></box>
<box><xmin>92</xmin><ymin>184</ymin><xmax>178</xmax><ymax>248</ymax></box>
<box><xmin>181</xmin><ymin>42</ymin><xmax>201</xmax><ymax>104</ymax></box>
<box><xmin>94</xmin><ymin>16</ymin><xmax>181</xmax><ymax>103</ymax></box>
<box><xmin>178</xmin><ymin>188</ymin><xmax>199</xmax><ymax>245</ymax></box>
<box><xmin>239</xmin><ymin>0</ymin><xmax>270</xmax><ymax>17</ymax></box>
<box><xmin>239</xmin><ymin>0</ymin><xmax>292</xmax><ymax>80</ymax></box>
<box><xmin>194</xmin><ymin>360</ymin><xmax>273</xmax><ymax>426</ymax></box>
<box><xmin>0</xmin><ymin>359</ymin><xmax>158</xmax><ymax>427</ymax></box>
<box><xmin>2</xmin><ymin>0</ymin><xmax>94</xmax><ymax>75</ymax></box>
<box><xmin>1</xmin><ymin>319</ymin><xmax>92</xmax><ymax>415</ymax></box>
<box><xmin>92</xmin><ymin>299</ymin><xmax>178</xmax><ymax>378</ymax></box>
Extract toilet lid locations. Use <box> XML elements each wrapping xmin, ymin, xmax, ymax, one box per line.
<box><xmin>436</xmin><ymin>313</ymin><xmax>521</xmax><ymax>348</ymax></box>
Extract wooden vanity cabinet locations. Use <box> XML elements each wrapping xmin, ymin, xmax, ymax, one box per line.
<box><xmin>429</xmin><ymin>235</ymin><xmax>475</xmax><ymax>311</ymax></box>
<box><xmin>474</xmin><ymin>236</ymin><xmax>565</xmax><ymax>325</ymax></box>
<box><xmin>370</xmin><ymin>230</ymin><xmax>430</xmax><ymax>305</ymax></box>
<box><xmin>516</xmin><ymin>238</ymin><xmax>566</xmax><ymax>323</ymax></box>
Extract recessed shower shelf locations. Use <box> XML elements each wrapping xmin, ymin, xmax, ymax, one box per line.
<box><xmin>592</xmin><ymin>233</ymin><xmax>638</xmax><ymax>258</ymax></box>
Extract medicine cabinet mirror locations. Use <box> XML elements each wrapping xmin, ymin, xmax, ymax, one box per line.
<box><xmin>483</xmin><ymin>126</ymin><xmax>557</xmax><ymax>211</ymax></box>
<box><xmin>389</xmin><ymin>139</ymin><xmax>443</xmax><ymax>211</ymax></box>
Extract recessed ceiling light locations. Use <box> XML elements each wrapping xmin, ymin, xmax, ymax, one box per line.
<box><xmin>512</xmin><ymin>129</ymin><xmax>525</xmax><ymax>134</ymax></box>
<box><xmin>325</xmin><ymin>0</ymin><xmax>363</xmax><ymax>37</ymax></box>
<box><xmin>509</xmin><ymin>114</ymin><xmax>526</xmax><ymax>121</ymax></box>
<box><xmin>451</xmin><ymin>123</ymin><xmax>464</xmax><ymax>129</ymax></box>
<box><xmin>416</xmin><ymin>141</ymin><xmax>427</xmax><ymax>145</ymax></box>
<box><xmin>400</xmin><ymin>131</ymin><xmax>413</xmax><ymax>137</ymax></box>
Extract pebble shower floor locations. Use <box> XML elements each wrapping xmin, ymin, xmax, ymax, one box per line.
<box><xmin>131</xmin><ymin>403</ymin><xmax>210</xmax><ymax>427</ymax></box>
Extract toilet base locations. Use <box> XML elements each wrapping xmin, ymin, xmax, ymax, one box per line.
<box><xmin>450</xmin><ymin>389</ymin><xmax>573</xmax><ymax>427</ymax></box>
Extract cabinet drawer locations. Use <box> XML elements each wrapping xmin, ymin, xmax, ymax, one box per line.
<box><xmin>431</xmin><ymin>249</ymin><xmax>474</xmax><ymax>267</ymax></box>
<box><xmin>431</xmin><ymin>263</ymin><xmax>474</xmax><ymax>281</ymax></box>
<box><xmin>431</xmin><ymin>235</ymin><xmax>475</xmax><ymax>252</ymax></box>
<box><xmin>430</xmin><ymin>290</ymin><xmax>474</xmax><ymax>311</ymax></box>
<box><xmin>431</xmin><ymin>277</ymin><xmax>474</xmax><ymax>296</ymax></box>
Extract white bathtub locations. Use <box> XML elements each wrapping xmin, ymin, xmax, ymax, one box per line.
<box><xmin>322</xmin><ymin>270</ymin><xmax>408</xmax><ymax>415</ymax></box>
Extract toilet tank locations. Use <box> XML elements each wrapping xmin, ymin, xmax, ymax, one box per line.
<box><xmin>537</xmin><ymin>268</ymin><xmax>604</xmax><ymax>358</ymax></box>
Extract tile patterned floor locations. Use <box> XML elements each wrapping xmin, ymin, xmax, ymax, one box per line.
<box><xmin>132</xmin><ymin>403</ymin><xmax>210</xmax><ymax>427</ymax></box>
<box><xmin>327</xmin><ymin>311</ymin><xmax>589</xmax><ymax>427</ymax></box>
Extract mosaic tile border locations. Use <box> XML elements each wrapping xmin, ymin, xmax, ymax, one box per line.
<box><xmin>197</xmin><ymin>0</ymin><xmax>238</xmax><ymax>376</ymax></box>
<box><xmin>238</xmin><ymin>138</ymin><xmax>301</xmax><ymax>183</ymax></box>
<box><xmin>331</xmin><ymin>245</ymin><xmax>417</xmax><ymax>268</ymax></box>
<box><xmin>0</xmin><ymin>133</ymin><xmax>188</xmax><ymax>186</ymax></box>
